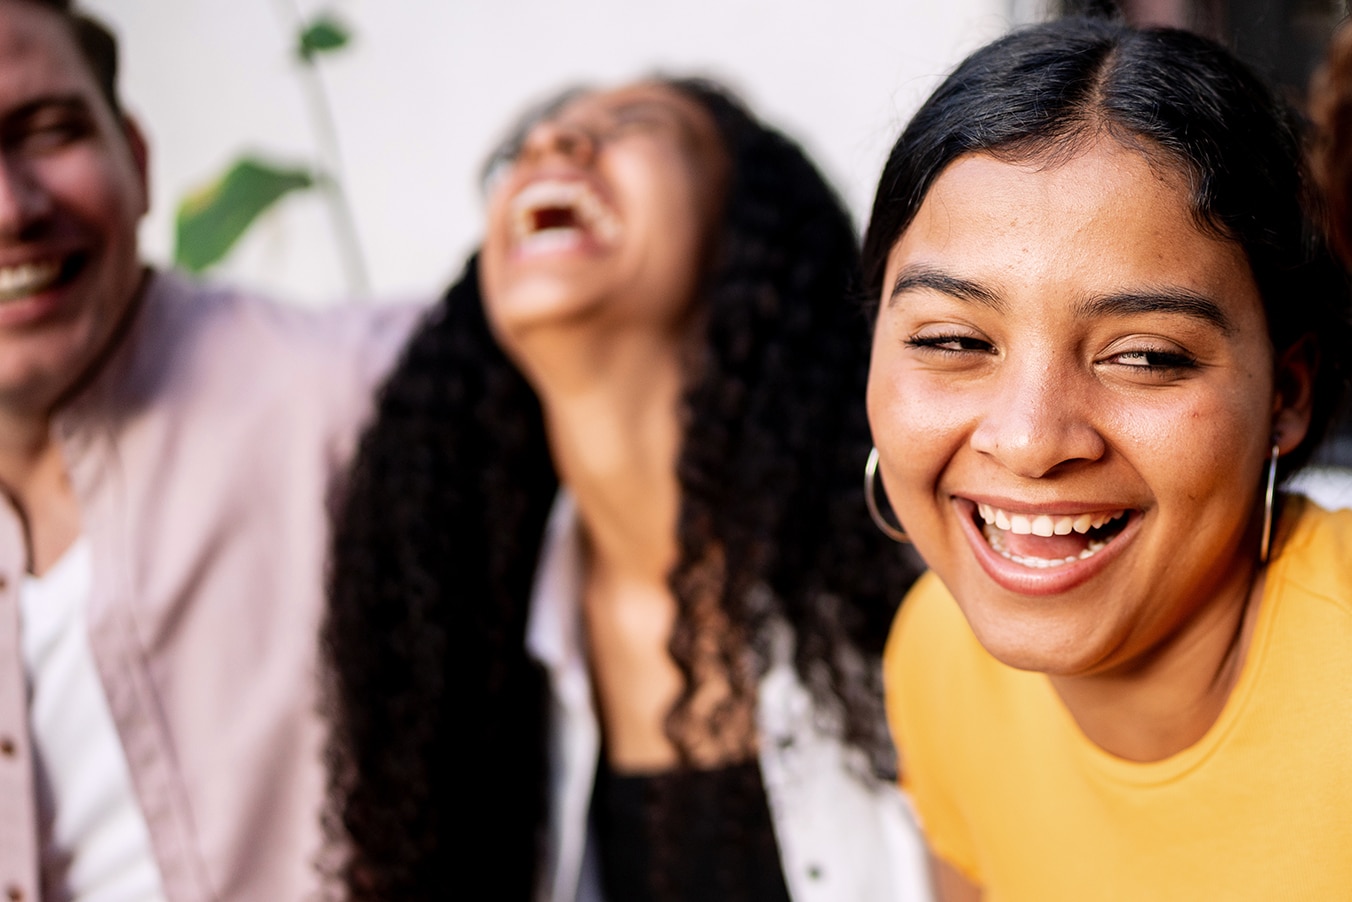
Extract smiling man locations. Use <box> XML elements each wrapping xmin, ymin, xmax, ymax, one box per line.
<box><xmin>0</xmin><ymin>2</ymin><xmax>417</xmax><ymax>900</ymax></box>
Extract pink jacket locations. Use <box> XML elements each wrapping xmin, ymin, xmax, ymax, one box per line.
<box><xmin>0</xmin><ymin>271</ymin><xmax>420</xmax><ymax>901</ymax></box>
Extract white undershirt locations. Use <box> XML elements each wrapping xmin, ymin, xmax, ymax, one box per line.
<box><xmin>20</xmin><ymin>538</ymin><xmax>167</xmax><ymax>902</ymax></box>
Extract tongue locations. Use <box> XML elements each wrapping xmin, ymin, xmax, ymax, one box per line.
<box><xmin>1002</xmin><ymin>531</ymin><xmax>1091</xmax><ymax>559</ymax></box>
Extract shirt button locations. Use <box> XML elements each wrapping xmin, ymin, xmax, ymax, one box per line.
<box><xmin>807</xmin><ymin>864</ymin><xmax>824</xmax><ymax>880</ymax></box>
<box><xmin>6</xmin><ymin>884</ymin><xmax>23</xmax><ymax>901</ymax></box>
<box><xmin>0</xmin><ymin>574</ymin><xmax>8</xmax><ymax>591</ymax></box>
<box><xmin>0</xmin><ymin>738</ymin><xmax>15</xmax><ymax>758</ymax></box>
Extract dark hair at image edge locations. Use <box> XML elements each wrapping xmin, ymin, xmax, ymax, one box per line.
<box><xmin>862</xmin><ymin>17</ymin><xmax>1352</xmax><ymax>478</ymax></box>
<box><xmin>323</xmin><ymin>77</ymin><xmax>921</xmax><ymax>899</ymax></box>
<box><xmin>26</xmin><ymin>0</ymin><xmax>122</xmax><ymax>114</ymax></box>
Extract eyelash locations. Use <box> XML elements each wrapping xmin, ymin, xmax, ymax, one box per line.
<box><xmin>904</xmin><ymin>333</ymin><xmax>994</xmax><ymax>355</ymax></box>
<box><xmin>1105</xmin><ymin>348</ymin><xmax>1198</xmax><ymax>371</ymax></box>
<box><xmin>905</xmin><ymin>334</ymin><xmax>1199</xmax><ymax>373</ymax></box>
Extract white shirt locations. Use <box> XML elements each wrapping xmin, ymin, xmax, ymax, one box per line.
<box><xmin>526</xmin><ymin>493</ymin><xmax>933</xmax><ymax>902</ymax></box>
<box><xmin>21</xmin><ymin>538</ymin><xmax>166</xmax><ymax>902</ymax></box>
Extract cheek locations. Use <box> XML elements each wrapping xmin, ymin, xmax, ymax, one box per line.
<box><xmin>45</xmin><ymin>151</ymin><xmax>142</xmax><ymax>228</ymax></box>
<box><xmin>1109</xmin><ymin>375</ymin><xmax>1273</xmax><ymax>503</ymax></box>
<box><xmin>867</xmin><ymin>337</ymin><xmax>963</xmax><ymax>493</ymax></box>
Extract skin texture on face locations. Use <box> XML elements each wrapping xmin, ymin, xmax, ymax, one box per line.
<box><xmin>0</xmin><ymin>0</ymin><xmax>147</xmax><ymax>423</ymax></box>
<box><xmin>478</xmin><ymin>82</ymin><xmax>728</xmax><ymax>382</ymax></box>
<box><xmin>867</xmin><ymin>140</ymin><xmax>1312</xmax><ymax>688</ymax></box>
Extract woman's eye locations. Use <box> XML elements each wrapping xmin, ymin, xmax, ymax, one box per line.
<box><xmin>602</xmin><ymin>111</ymin><xmax>668</xmax><ymax>140</ymax></box>
<box><xmin>1106</xmin><ymin>348</ymin><xmax>1197</xmax><ymax>371</ymax></box>
<box><xmin>905</xmin><ymin>333</ymin><xmax>995</xmax><ymax>354</ymax></box>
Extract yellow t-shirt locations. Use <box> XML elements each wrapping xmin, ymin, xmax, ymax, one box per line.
<box><xmin>884</xmin><ymin>498</ymin><xmax>1352</xmax><ymax>901</ymax></box>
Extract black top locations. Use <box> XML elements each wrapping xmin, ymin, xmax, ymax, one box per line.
<box><xmin>590</xmin><ymin>756</ymin><xmax>794</xmax><ymax>901</ymax></box>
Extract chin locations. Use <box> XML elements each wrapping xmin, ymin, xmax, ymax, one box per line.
<box><xmin>962</xmin><ymin>598</ymin><xmax>1112</xmax><ymax>677</ymax></box>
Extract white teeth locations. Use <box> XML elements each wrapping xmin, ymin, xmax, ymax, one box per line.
<box><xmin>515</xmin><ymin>229</ymin><xmax>584</xmax><ymax>256</ymax></box>
<box><xmin>982</xmin><ymin>521</ymin><xmax>1111</xmax><ymax>568</ymax></box>
<box><xmin>0</xmin><ymin>259</ymin><xmax>59</xmax><ymax>302</ymax></box>
<box><xmin>508</xmin><ymin>179</ymin><xmax>621</xmax><ymax>247</ymax></box>
<box><xmin>974</xmin><ymin>501</ymin><xmax>1130</xmax><ymax>571</ymax></box>
<box><xmin>976</xmin><ymin>503</ymin><xmax>1125</xmax><ymax>535</ymax></box>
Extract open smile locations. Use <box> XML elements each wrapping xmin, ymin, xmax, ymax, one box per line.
<box><xmin>0</xmin><ymin>255</ymin><xmax>81</xmax><ymax>303</ymax></box>
<box><xmin>0</xmin><ymin>253</ymin><xmax>86</xmax><ymax>327</ymax></box>
<box><xmin>508</xmin><ymin>177</ymin><xmax>621</xmax><ymax>258</ymax></box>
<box><xmin>956</xmin><ymin>497</ymin><xmax>1141</xmax><ymax>595</ymax></box>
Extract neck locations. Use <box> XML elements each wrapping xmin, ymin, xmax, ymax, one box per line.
<box><xmin>0</xmin><ymin>405</ymin><xmax>80</xmax><ymax>575</ymax></box>
<box><xmin>530</xmin><ymin>325</ymin><xmax>687</xmax><ymax>586</ymax></box>
<box><xmin>1049</xmin><ymin>559</ymin><xmax>1265</xmax><ymax>762</ymax></box>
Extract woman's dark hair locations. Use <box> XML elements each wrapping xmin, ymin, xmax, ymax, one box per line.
<box><xmin>324</xmin><ymin>77</ymin><xmax>920</xmax><ymax>900</ymax></box>
<box><xmin>862</xmin><ymin>16</ymin><xmax>1352</xmax><ymax>478</ymax></box>
<box><xmin>1311</xmin><ymin>21</ymin><xmax>1352</xmax><ymax>267</ymax></box>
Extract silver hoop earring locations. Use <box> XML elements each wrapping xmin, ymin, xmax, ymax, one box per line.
<box><xmin>1260</xmin><ymin>441</ymin><xmax>1279</xmax><ymax>565</ymax></box>
<box><xmin>865</xmin><ymin>447</ymin><xmax>909</xmax><ymax>543</ymax></box>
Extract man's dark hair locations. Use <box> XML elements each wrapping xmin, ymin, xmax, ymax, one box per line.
<box><xmin>24</xmin><ymin>0</ymin><xmax>121</xmax><ymax>114</ymax></box>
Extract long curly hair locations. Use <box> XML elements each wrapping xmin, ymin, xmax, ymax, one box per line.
<box><xmin>323</xmin><ymin>77</ymin><xmax>921</xmax><ymax>900</ymax></box>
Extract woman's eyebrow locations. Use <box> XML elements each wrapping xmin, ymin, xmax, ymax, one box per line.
<box><xmin>888</xmin><ymin>265</ymin><xmax>1003</xmax><ymax>311</ymax></box>
<box><xmin>1074</xmin><ymin>289</ymin><xmax>1235</xmax><ymax>334</ymax></box>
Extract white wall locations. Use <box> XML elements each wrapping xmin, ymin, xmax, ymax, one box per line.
<box><xmin>81</xmin><ymin>0</ymin><xmax>1015</xmax><ymax>305</ymax></box>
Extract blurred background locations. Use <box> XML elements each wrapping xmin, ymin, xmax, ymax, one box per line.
<box><xmin>81</xmin><ymin>0</ymin><xmax>1346</xmax><ymax>307</ymax></box>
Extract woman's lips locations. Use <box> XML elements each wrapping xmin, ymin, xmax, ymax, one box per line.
<box><xmin>954</xmin><ymin>496</ymin><xmax>1141</xmax><ymax>596</ymax></box>
<box><xmin>506</xmin><ymin>176</ymin><xmax>621</xmax><ymax>260</ymax></box>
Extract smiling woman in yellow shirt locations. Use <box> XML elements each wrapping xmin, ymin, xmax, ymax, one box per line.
<box><xmin>860</xmin><ymin>16</ymin><xmax>1352</xmax><ymax>902</ymax></box>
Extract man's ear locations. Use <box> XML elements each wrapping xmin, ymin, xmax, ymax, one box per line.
<box><xmin>1273</xmin><ymin>335</ymin><xmax>1317</xmax><ymax>454</ymax></box>
<box><xmin>120</xmin><ymin>113</ymin><xmax>150</xmax><ymax>215</ymax></box>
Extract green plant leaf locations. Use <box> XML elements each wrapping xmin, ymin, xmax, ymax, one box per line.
<box><xmin>297</xmin><ymin>14</ymin><xmax>351</xmax><ymax>61</ymax></box>
<box><xmin>174</xmin><ymin>157</ymin><xmax>314</xmax><ymax>272</ymax></box>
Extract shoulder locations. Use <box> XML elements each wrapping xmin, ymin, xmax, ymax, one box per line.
<box><xmin>1271</xmin><ymin>496</ymin><xmax>1352</xmax><ymax>616</ymax></box>
<box><xmin>142</xmin><ymin>270</ymin><xmax>426</xmax><ymax>388</ymax></box>
<box><xmin>884</xmin><ymin>571</ymin><xmax>976</xmax><ymax>687</ymax></box>
<box><xmin>883</xmin><ymin>571</ymin><xmax>994</xmax><ymax>766</ymax></box>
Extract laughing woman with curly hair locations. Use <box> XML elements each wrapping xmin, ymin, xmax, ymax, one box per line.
<box><xmin>323</xmin><ymin>77</ymin><xmax>930</xmax><ymax>902</ymax></box>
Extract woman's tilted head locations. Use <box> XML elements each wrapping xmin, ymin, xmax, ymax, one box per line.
<box><xmin>478</xmin><ymin>81</ymin><xmax>729</xmax><ymax>375</ymax></box>
<box><xmin>863</xmin><ymin>18</ymin><xmax>1350</xmax><ymax>677</ymax></box>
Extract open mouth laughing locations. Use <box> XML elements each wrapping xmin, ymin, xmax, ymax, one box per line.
<box><xmin>508</xmin><ymin>178</ymin><xmax>621</xmax><ymax>256</ymax></box>
<box><xmin>955</xmin><ymin>496</ymin><xmax>1140</xmax><ymax>595</ymax></box>
<box><xmin>976</xmin><ymin>503</ymin><xmax>1132</xmax><ymax>569</ymax></box>
<box><xmin>0</xmin><ymin>258</ymin><xmax>66</xmax><ymax>303</ymax></box>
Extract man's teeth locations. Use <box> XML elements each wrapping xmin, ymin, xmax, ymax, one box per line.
<box><xmin>0</xmin><ymin>260</ymin><xmax>60</xmax><ymax>302</ymax></box>
<box><xmin>510</xmin><ymin>179</ymin><xmax>620</xmax><ymax>245</ymax></box>
<box><xmin>976</xmin><ymin>503</ymin><xmax>1124</xmax><ymax>538</ymax></box>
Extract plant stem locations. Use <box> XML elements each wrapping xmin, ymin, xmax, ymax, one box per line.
<box><xmin>272</xmin><ymin>0</ymin><xmax>371</xmax><ymax>297</ymax></box>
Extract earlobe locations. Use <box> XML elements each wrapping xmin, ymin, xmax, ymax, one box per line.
<box><xmin>1272</xmin><ymin>335</ymin><xmax>1317</xmax><ymax>454</ymax></box>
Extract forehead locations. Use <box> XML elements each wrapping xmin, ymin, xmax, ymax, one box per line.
<box><xmin>887</xmin><ymin>141</ymin><xmax>1263</xmax><ymax>326</ymax></box>
<box><xmin>557</xmin><ymin>82</ymin><xmax>720</xmax><ymax>142</ymax></box>
<box><xmin>0</xmin><ymin>1</ymin><xmax>98</xmax><ymax>109</ymax></box>
<box><xmin>894</xmin><ymin>142</ymin><xmax>1220</xmax><ymax>273</ymax></box>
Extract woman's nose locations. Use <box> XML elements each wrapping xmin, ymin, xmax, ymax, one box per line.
<box><xmin>518</xmin><ymin>117</ymin><xmax>597</xmax><ymax>166</ymax></box>
<box><xmin>969</xmin><ymin>357</ymin><xmax>1106</xmax><ymax>478</ymax></box>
